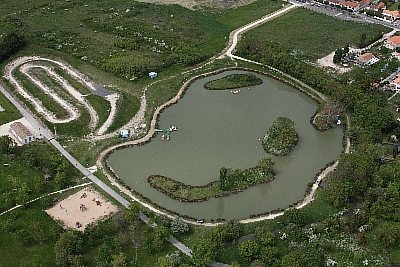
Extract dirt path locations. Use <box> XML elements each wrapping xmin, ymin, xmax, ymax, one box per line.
<box><xmin>4</xmin><ymin>56</ymin><xmax>117</xmax><ymax>135</ymax></box>
<box><xmin>96</xmin><ymin>93</ymin><xmax>119</xmax><ymax>135</ymax></box>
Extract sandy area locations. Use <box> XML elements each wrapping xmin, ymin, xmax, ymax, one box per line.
<box><xmin>45</xmin><ymin>187</ymin><xmax>118</xmax><ymax>231</ymax></box>
<box><xmin>317</xmin><ymin>52</ymin><xmax>351</xmax><ymax>74</ymax></box>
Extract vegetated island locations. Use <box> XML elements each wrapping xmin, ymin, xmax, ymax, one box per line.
<box><xmin>204</xmin><ymin>73</ymin><xmax>262</xmax><ymax>90</ymax></box>
<box><xmin>148</xmin><ymin>157</ymin><xmax>275</xmax><ymax>202</ymax></box>
<box><xmin>262</xmin><ymin>117</ymin><xmax>298</xmax><ymax>156</ymax></box>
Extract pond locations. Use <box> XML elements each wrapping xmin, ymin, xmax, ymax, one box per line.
<box><xmin>107</xmin><ymin>70</ymin><xmax>343</xmax><ymax>220</ymax></box>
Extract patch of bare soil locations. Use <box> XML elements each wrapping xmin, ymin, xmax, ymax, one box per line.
<box><xmin>317</xmin><ymin>52</ymin><xmax>351</xmax><ymax>74</ymax></box>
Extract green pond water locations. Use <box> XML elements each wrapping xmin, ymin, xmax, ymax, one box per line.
<box><xmin>107</xmin><ymin>70</ymin><xmax>343</xmax><ymax>220</ymax></box>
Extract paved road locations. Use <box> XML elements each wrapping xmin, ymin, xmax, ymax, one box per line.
<box><xmin>0</xmin><ymin>82</ymin><xmax>193</xmax><ymax>257</ymax></box>
<box><xmin>293</xmin><ymin>0</ymin><xmax>400</xmax><ymax>30</ymax></box>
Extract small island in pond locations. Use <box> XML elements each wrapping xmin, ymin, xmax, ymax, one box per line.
<box><xmin>204</xmin><ymin>73</ymin><xmax>262</xmax><ymax>90</ymax></box>
<box><xmin>148</xmin><ymin>157</ymin><xmax>275</xmax><ymax>202</ymax></box>
<box><xmin>262</xmin><ymin>117</ymin><xmax>298</xmax><ymax>156</ymax></box>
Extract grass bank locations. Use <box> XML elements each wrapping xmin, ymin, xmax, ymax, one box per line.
<box><xmin>204</xmin><ymin>73</ymin><xmax>262</xmax><ymax>90</ymax></box>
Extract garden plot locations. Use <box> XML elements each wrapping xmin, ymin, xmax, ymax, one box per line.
<box><xmin>4</xmin><ymin>56</ymin><xmax>118</xmax><ymax>135</ymax></box>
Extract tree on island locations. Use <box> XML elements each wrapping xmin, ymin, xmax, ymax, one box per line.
<box><xmin>262</xmin><ymin>117</ymin><xmax>298</xmax><ymax>156</ymax></box>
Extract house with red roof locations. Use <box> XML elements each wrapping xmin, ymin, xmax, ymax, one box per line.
<box><xmin>365</xmin><ymin>1</ymin><xmax>386</xmax><ymax>12</ymax></box>
<box><xmin>338</xmin><ymin>0</ymin><xmax>370</xmax><ymax>11</ymax></box>
<box><xmin>382</xmin><ymin>9</ymin><xmax>400</xmax><ymax>21</ymax></box>
<box><xmin>356</xmin><ymin>52</ymin><xmax>379</xmax><ymax>65</ymax></box>
<box><xmin>9</xmin><ymin>122</ymin><xmax>35</xmax><ymax>145</ymax></box>
<box><xmin>391</xmin><ymin>52</ymin><xmax>400</xmax><ymax>61</ymax></box>
<box><xmin>390</xmin><ymin>75</ymin><xmax>400</xmax><ymax>90</ymax></box>
<box><xmin>385</xmin><ymin>35</ymin><xmax>400</xmax><ymax>50</ymax></box>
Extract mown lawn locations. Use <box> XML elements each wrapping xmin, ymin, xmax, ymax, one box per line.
<box><xmin>243</xmin><ymin>7</ymin><xmax>390</xmax><ymax>60</ymax></box>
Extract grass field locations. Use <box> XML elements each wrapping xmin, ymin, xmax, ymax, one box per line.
<box><xmin>0</xmin><ymin>0</ymin><xmax>284</xmax><ymax>80</ymax></box>
<box><xmin>0</xmin><ymin>82</ymin><xmax>21</xmax><ymax>125</ymax></box>
<box><xmin>242</xmin><ymin>7</ymin><xmax>390</xmax><ymax>60</ymax></box>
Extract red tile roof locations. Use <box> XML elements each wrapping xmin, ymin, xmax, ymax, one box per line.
<box><xmin>340</xmin><ymin>1</ymin><xmax>359</xmax><ymax>8</ymax></box>
<box><xmin>357</xmin><ymin>52</ymin><xmax>375</xmax><ymax>63</ymax></box>
<box><xmin>387</xmin><ymin>36</ymin><xmax>400</xmax><ymax>46</ymax></box>
<box><xmin>383</xmin><ymin>9</ymin><xmax>400</xmax><ymax>18</ymax></box>
<box><xmin>10</xmin><ymin>122</ymin><xmax>32</xmax><ymax>139</ymax></box>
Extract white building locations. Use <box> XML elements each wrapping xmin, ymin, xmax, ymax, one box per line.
<box><xmin>9</xmin><ymin>122</ymin><xmax>35</xmax><ymax>145</ymax></box>
<box><xmin>148</xmin><ymin>72</ymin><xmax>158</xmax><ymax>78</ymax></box>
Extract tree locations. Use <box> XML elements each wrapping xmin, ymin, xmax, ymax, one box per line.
<box><xmin>151</xmin><ymin>225</ymin><xmax>171</xmax><ymax>252</ymax></box>
<box><xmin>0</xmin><ymin>136</ymin><xmax>15</xmax><ymax>154</ymax></box>
<box><xmin>157</xmin><ymin>257</ymin><xmax>175</xmax><ymax>267</ymax></box>
<box><xmin>326</xmin><ymin>152</ymin><xmax>377</xmax><ymax>207</ymax></box>
<box><xmin>359</xmin><ymin>33</ymin><xmax>367</xmax><ymax>48</ymax></box>
<box><xmin>95</xmin><ymin>243</ymin><xmax>113</xmax><ymax>267</ymax></box>
<box><xmin>259</xmin><ymin>246</ymin><xmax>279</xmax><ymax>266</ymax></box>
<box><xmin>111</xmin><ymin>252</ymin><xmax>128</xmax><ymax>267</ymax></box>
<box><xmin>157</xmin><ymin>251</ymin><xmax>181</xmax><ymax>267</ymax></box>
<box><xmin>54</xmin><ymin>171</ymin><xmax>69</xmax><ymax>189</ymax></box>
<box><xmin>238</xmin><ymin>240</ymin><xmax>260</xmax><ymax>262</ymax></box>
<box><xmin>370</xmin><ymin>182</ymin><xmax>400</xmax><ymax>221</ymax></box>
<box><xmin>54</xmin><ymin>231</ymin><xmax>83</xmax><ymax>266</ymax></box>
<box><xmin>280</xmin><ymin>245</ymin><xmax>324</xmax><ymax>267</ymax></box>
<box><xmin>165</xmin><ymin>251</ymin><xmax>181</xmax><ymax>266</ymax></box>
<box><xmin>279</xmin><ymin>208</ymin><xmax>307</xmax><ymax>226</ymax></box>
<box><xmin>375</xmin><ymin>222</ymin><xmax>400</xmax><ymax>248</ymax></box>
<box><xmin>250</xmin><ymin>260</ymin><xmax>265</xmax><ymax>267</ymax></box>
<box><xmin>352</xmin><ymin>96</ymin><xmax>394</xmax><ymax>142</ymax></box>
<box><xmin>192</xmin><ymin>238</ymin><xmax>217</xmax><ymax>267</ymax></box>
<box><xmin>333</xmin><ymin>45</ymin><xmax>349</xmax><ymax>64</ymax></box>
<box><xmin>255</xmin><ymin>227</ymin><xmax>276</xmax><ymax>247</ymax></box>
<box><xmin>170</xmin><ymin>217</ymin><xmax>189</xmax><ymax>234</ymax></box>
<box><xmin>124</xmin><ymin>203</ymin><xmax>141</xmax><ymax>225</ymax></box>
<box><xmin>0</xmin><ymin>32</ymin><xmax>27</xmax><ymax>62</ymax></box>
<box><xmin>210</xmin><ymin>221</ymin><xmax>241</xmax><ymax>249</ymax></box>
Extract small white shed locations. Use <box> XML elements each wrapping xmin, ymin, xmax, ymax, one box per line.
<box><xmin>148</xmin><ymin>72</ymin><xmax>158</xmax><ymax>78</ymax></box>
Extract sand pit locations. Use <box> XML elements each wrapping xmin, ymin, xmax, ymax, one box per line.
<box><xmin>45</xmin><ymin>187</ymin><xmax>118</xmax><ymax>231</ymax></box>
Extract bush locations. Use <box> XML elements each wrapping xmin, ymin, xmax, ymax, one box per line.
<box><xmin>170</xmin><ymin>217</ymin><xmax>189</xmax><ymax>234</ymax></box>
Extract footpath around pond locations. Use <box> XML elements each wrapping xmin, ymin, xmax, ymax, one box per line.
<box><xmin>96</xmin><ymin>2</ymin><xmax>350</xmax><ymax>227</ymax></box>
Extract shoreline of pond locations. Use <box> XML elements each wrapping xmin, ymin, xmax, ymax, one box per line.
<box><xmin>98</xmin><ymin>66</ymin><xmax>346</xmax><ymax>223</ymax></box>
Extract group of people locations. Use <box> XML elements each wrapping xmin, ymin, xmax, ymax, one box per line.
<box><xmin>79</xmin><ymin>203</ymin><xmax>87</xmax><ymax>212</ymax></box>
<box><xmin>93</xmin><ymin>198</ymin><xmax>101</xmax><ymax>206</ymax></box>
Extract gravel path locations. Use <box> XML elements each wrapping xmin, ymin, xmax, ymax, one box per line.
<box><xmin>4</xmin><ymin>56</ymin><xmax>118</xmax><ymax>135</ymax></box>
